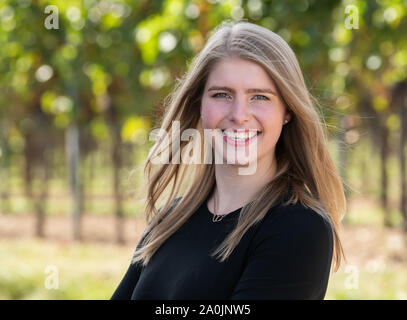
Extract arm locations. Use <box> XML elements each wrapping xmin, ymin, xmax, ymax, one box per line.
<box><xmin>229</xmin><ymin>205</ymin><xmax>334</xmax><ymax>300</ymax></box>
<box><xmin>110</xmin><ymin>240</ymin><xmax>145</xmax><ymax>300</ymax></box>
<box><xmin>110</xmin><ymin>196</ymin><xmax>183</xmax><ymax>299</ymax></box>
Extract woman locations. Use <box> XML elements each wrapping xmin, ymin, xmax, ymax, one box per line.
<box><xmin>111</xmin><ymin>20</ymin><xmax>346</xmax><ymax>300</ymax></box>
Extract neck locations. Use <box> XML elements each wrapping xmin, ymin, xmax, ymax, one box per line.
<box><xmin>212</xmin><ymin>156</ymin><xmax>277</xmax><ymax>214</ymax></box>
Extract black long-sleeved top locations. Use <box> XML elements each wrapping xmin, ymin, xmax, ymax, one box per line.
<box><xmin>110</xmin><ymin>196</ymin><xmax>333</xmax><ymax>300</ymax></box>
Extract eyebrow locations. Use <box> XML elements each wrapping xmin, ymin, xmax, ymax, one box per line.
<box><xmin>207</xmin><ymin>86</ymin><xmax>277</xmax><ymax>96</ymax></box>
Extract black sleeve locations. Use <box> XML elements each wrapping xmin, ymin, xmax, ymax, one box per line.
<box><xmin>110</xmin><ymin>241</ymin><xmax>145</xmax><ymax>300</ymax></box>
<box><xmin>110</xmin><ymin>197</ymin><xmax>183</xmax><ymax>300</ymax></box>
<box><xmin>229</xmin><ymin>205</ymin><xmax>334</xmax><ymax>300</ymax></box>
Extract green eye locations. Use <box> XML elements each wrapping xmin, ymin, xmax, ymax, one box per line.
<box><xmin>253</xmin><ymin>95</ymin><xmax>269</xmax><ymax>100</ymax></box>
<box><xmin>212</xmin><ymin>93</ymin><xmax>229</xmax><ymax>98</ymax></box>
<box><xmin>211</xmin><ymin>93</ymin><xmax>269</xmax><ymax>101</ymax></box>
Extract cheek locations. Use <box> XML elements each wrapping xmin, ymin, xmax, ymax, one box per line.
<box><xmin>201</xmin><ymin>103</ymin><xmax>224</xmax><ymax>128</ymax></box>
<box><xmin>265</xmin><ymin>125</ymin><xmax>284</xmax><ymax>148</ymax></box>
<box><xmin>257</xmin><ymin>110</ymin><xmax>284</xmax><ymax>143</ymax></box>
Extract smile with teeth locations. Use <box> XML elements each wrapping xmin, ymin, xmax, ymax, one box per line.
<box><xmin>221</xmin><ymin>129</ymin><xmax>261</xmax><ymax>145</ymax></box>
<box><xmin>223</xmin><ymin>130</ymin><xmax>258</xmax><ymax>140</ymax></box>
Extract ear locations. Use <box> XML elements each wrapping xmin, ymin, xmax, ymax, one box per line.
<box><xmin>284</xmin><ymin>112</ymin><xmax>292</xmax><ymax>123</ymax></box>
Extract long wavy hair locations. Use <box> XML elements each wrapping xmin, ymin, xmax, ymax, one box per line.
<box><xmin>132</xmin><ymin>20</ymin><xmax>346</xmax><ymax>271</ymax></box>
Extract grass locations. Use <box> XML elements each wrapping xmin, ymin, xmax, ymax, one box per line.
<box><xmin>0</xmin><ymin>238</ymin><xmax>133</xmax><ymax>299</ymax></box>
<box><xmin>1</xmin><ymin>138</ymin><xmax>407</xmax><ymax>299</ymax></box>
<box><xmin>326</xmin><ymin>265</ymin><xmax>407</xmax><ymax>300</ymax></box>
<box><xmin>0</xmin><ymin>236</ymin><xmax>406</xmax><ymax>300</ymax></box>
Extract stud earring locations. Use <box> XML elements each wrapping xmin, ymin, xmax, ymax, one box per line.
<box><xmin>284</xmin><ymin>119</ymin><xmax>288</xmax><ymax>124</ymax></box>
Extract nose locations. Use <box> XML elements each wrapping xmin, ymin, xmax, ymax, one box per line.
<box><xmin>228</xmin><ymin>96</ymin><xmax>250</xmax><ymax>125</ymax></box>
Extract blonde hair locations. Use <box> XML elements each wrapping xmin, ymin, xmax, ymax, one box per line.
<box><xmin>132</xmin><ymin>20</ymin><xmax>346</xmax><ymax>272</ymax></box>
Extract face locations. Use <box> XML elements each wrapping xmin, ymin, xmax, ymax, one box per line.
<box><xmin>200</xmin><ymin>57</ymin><xmax>290</xmax><ymax>170</ymax></box>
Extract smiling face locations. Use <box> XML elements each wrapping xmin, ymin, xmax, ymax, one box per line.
<box><xmin>200</xmin><ymin>57</ymin><xmax>290</xmax><ymax>170</ymax></box>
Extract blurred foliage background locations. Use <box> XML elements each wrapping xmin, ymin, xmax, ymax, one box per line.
<box><xmin>0</xmin><ymin>0</ymin><xmax>407</xmax><ymax>299</ymax></box>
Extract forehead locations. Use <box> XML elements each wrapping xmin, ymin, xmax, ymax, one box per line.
<box><xmin>205</xmin><ymin>58</ymin><xmax>276</xmax><ymax>90</ymax></box>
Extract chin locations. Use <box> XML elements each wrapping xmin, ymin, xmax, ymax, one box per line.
<box><xmin>223</xmin><ymin>153</ymin><xmax>258</xmax><ymax>166</ymax></box>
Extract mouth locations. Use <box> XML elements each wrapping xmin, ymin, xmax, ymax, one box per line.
<box><xmin>220</xmin><ymin>129</ymin><xmax>262</xmax><ymax>145</ymax></box>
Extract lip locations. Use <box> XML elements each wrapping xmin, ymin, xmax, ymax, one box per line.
<box><xmin>221</xmin><ymin>130</ymin><xmax>261</xmax><ymax>147</ymax></box>
<box><xmin>221</xmin><ymin>128</ymin><xmax>261</xmax><ymax>133</ymax></box>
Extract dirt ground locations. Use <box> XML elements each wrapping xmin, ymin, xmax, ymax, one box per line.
<box><xmin>0</xmin><ymin>214</ymin><xmax>145</xmax><ymax>245</ymax></box>
<box><xmin>1</xmin><ymin>213</ymin><xmax>406</xmax><ymax>269</ymax></box>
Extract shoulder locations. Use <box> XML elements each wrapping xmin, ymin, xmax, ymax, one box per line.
<box><xmin>158</xmin><ymin>196</ymin><xmax>183</xmax><ymax>214</ymax></box>
<box><xmin>266</xmin><ymin>202</ymin><xmax>332</xmax><ymax>232</ymax></box>
<box><xmin>252</xmin><ymin>202</ymin><xmax>334</xmax><ymax>250</ymax></box>
<box><xmin>142</xmin><ymin>196</ymin><xmax>184</xmax><ymax>240</ymax></box>
<box><xmin>155</xmin><ymin>196</ymin><xmax>183</xmax><ymax>224</ymax></box>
